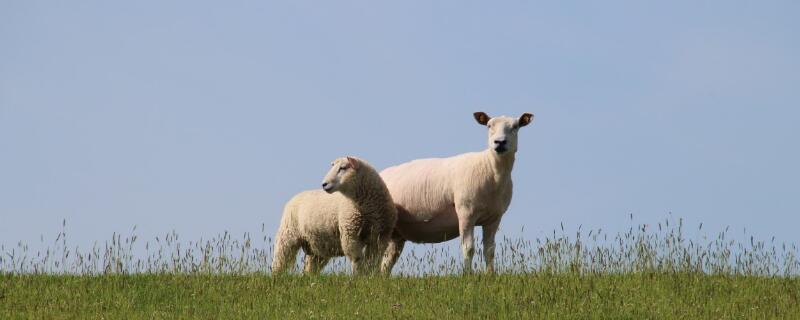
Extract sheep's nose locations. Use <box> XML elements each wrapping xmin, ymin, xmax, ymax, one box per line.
<box><xmin>322</xmin><ymin>182</ymin><xmax>330</xmax><ymax>189</ymax></box>
<box><xmin>494</xmin><ymin>139</ymin><xmax>507</xmax><ymax>146</ymax></box>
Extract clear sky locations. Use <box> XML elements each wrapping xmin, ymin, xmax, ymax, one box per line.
<box><xmin>2</xmin><ymin>1</ymin><xmax>799</xmax><ymax>252</ymax></box>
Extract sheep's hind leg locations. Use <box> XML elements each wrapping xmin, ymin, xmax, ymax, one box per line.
<box><xmin>272</xmin><ymin>235</ymin><xmax>301</xmax><ymax>274</ymax></box>
<box><xmin>303</xmin><ymin>254</ymin><xmax>330</xmax><ymax>274</ymax></box>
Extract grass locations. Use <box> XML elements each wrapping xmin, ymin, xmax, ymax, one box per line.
<box><xmin>1</xmin><ymin>215</ymin><xmax>799</xmax><ymax>319</ymax></box>
<box><xmin>2</xmin><ymin>273</ymin><xmax>799</xmax><ymax>319</ymax></box>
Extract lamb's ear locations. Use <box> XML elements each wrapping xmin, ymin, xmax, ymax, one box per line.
<box><xmin>474</xmin><ymin>112</ymin><xmax>491</xmax><ymax>126</ymax></box>
<box><xmin>519</xmin><ymin>113</ymin><xmax>534</xmax><ymax>127</ymax></box>
<box><xmin>346</xmin><ymin>157</ymin><xmax>361</xmax><ymax>170</ymax></box>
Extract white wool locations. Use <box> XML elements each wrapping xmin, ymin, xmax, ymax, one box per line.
<box><xmin>272</xmin><ymin>157</ymin><xmax>397</xmax><ymax>275</ymax></box>
<box><xmin>381</xmin><ymin>112</ymin><xmax>533</xmax><ymax>273</ymax></box>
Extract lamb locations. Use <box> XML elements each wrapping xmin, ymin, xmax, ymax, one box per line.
<box><xmin>380</xmin><ymin>112</ymin><xmax>534</xmax><ymax>273</ymax></box>
<box><xmin>272</xmin><ymin>156</ymin><xmax>398</xmax><ymax>275</ymax></box>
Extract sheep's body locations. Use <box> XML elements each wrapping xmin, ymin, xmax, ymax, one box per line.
<box><xmin>380</xmin><ymin>150</ymin><xmax>512</xmax><ymax>243</ymax></box>
<box><xmin>381</xmin><ymin>112</ymin><xmax>532</xmax><ymax>273</ymax></box>
<box><xmin>272</xmin><ymin>157</ymin><xmax>397</xmax><ymax>275</ymax></box>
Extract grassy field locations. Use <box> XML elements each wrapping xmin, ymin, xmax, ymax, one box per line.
<box><xmin>2</xmin><ymin>273</ymin><xmax>799</xmax><ymax>319</ymax></box>
<box><xmin>2</xmin><ymin>216</ymin><xmax>798</xmax><ymax>318</ymax></box>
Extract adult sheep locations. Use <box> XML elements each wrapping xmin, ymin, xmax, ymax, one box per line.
<box><xmin>381</xmin><ymin>112</ymin><xmax>533</xmax><ymax>273</ymax></box>
<box><xmin>272</xmin><ymin>156</ymin><xmax>397</xmax><ymax>275</ymax></box>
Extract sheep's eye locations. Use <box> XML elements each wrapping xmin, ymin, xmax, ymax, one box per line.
<box><xmin>338</xmin><ymin>166</ymin><xmax>347</xmax><ymax>172</ymax></box>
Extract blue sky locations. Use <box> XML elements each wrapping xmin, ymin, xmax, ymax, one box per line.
<box><xmin>2</xmin><ymin>1</ymin><xmax>799</xmax><ymax>251</ymax></box>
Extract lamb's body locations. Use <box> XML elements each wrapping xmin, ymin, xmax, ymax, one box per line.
<box><xmin>276</xmin><ymin>191</ymin><xmax>352</xmax><ymax>258</ymax></box>
<box><xmin>272</xmin><ymin>157</ymin><xmax>397</xmax><ymax>274</ymax></box>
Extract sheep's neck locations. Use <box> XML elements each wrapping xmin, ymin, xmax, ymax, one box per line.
<box><xmin>343</xmin><ymin>174</ymin><xmax>393</xmax><ymax>214</ymax></box>
<box><xmin>486</xmin><ymin>149</ymin><xmax>515</xmax><ymax>179</ymax></box>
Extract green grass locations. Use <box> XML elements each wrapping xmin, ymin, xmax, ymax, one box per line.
<box><xmin>2</xmin><ymin>273</ymin><xmax>799</xmax><ymax>319</ymax></box>
<box><xmin>2</xmin><ymin>216</ymin><xmax>799</xmax><ymax>318</ymax></box>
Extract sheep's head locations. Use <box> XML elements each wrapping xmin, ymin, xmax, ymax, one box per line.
<box><xmin>474</xmin><ymin>112</ymin><xmax>533</xmax><ymax>155</ymax></box>
<box><xmin>321</xmin><ymin>156</ymin><xmax>361</xmax><ymax>194</ymax></box>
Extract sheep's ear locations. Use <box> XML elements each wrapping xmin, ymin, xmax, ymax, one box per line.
<box><xmin>346</xmin><ymin>157</ymin><xmax>360</xmax><ymax>170</ymax></box>
<box><xmin>519</xmin><ymin>113</ymin><xmax>534</xmax><ymax>127</ymax></box>
<box><xmin>474</xmin><ymin>112</ymin><xmax>491</xmax><ymax>126</ymax></box>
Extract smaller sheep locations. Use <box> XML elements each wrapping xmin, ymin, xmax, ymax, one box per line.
<box><xmin>272</xmin><ymin>156</ymin><xmax>397</xmax><ymax>275</ymax></box>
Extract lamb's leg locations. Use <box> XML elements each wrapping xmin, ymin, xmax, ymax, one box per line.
<box><xmin>363</xmin><ymin>234</ymin><xmax>390</xmax><ymax>275</ymax></box>
<box><xmin>457</xmin><ymin>211</ymin><xmax>477</xmax><ymax>274</ymax></box>
<box><xmin>303</xmin><ymin>254</ymin><xmax>330</xmax><ymax>274</ymax></box>
<box><xmin>362</xmin><ymin>244</ymin><xmax>379</xmax><ymax>275</ymax></box>
<box><xmin>381</xmin><ymin>231</ymin><xmax>405</xmax><ymax>275</ymax></box>
<box><xmin>342</xmin><ymin>236</ymin><xmax>366</xmax><ymax>275</ymax></box>
<box><xmin>272</xmin><ymin>234</ymin><xmax>300</xmax><ymax>274</ymax></box>
<box><xmin>482</xmin><ymin>220</ymin><xmax>501</xmax><ymax>274</ymax></box>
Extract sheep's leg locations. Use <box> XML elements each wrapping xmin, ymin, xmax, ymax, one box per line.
<box><xmin>342</xmin><ymin>236</ymin><xmax>366</xmax><ymax>275</ymax></box>
<box><xmin>303</xmin><ymin>254</ymin><xmax>330</xmax><ymax>274</ymax></box>
<box><xmin>272</xmin><ymin>235</ymin><xmax>300</xmax><ymax>274</ymax></box>
<box><xmin>363</xmin><ymin>234</ymin><xmax>391</xmax><ymax>275</ymax></box>
<box><xmin>381</xmin><ymin>231</ymin><xmax>405</xmax><ymax>275</ymax></box>
<box><xmin>482</xmin><ymin>220</ymin><xmax>501</xmax><ymax>273</ymax></box>
<box><xmin>457</xmin><ymin>214</ymin><xmax>476</xmax><ymax>274</ymax></box>
<box><xmin>362</xmin><ymin>243</ymin><xmax>380</xmax><ymax>275</ymax></box>
<box><xmin>361</xmin><ymin>241</ymin><xmax>377</xmax><ymax>274</ymax></box>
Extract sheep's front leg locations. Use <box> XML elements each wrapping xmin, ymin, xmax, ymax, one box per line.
<box><xmin>341</xmin><ymin>235</ymin><xmax>366</xmax><ymax>275</ymax></box>
<box><xmin>303</xmin><ymin>254</ymin><xmax>330</xmax><ymax>274</ymax></box>
<box><xmin>363</xmin><ymin>238</ymin><xmax>387</xmax><ymax>275</ymax></box>
<box><xmin>482</xmin><ymin>220</ymin><xmax>501</xmax><ymax>273</ymax></box>
<box><xmin>457</xmin><ymin>208</ymin><xmax>477</xmax><ymax>274</ymax></box>
<box><xmin>381</xmin><ymin>231</ymin><xmax>405</xmax><ymax>274</ymax></box>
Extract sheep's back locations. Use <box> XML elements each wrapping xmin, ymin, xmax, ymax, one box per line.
<box><xmin>288</xmin><ymin>190</ymin><xmax>348</xmax><ymax>256</ymax></box>
<box><xmin>380</xmin><ymin>157</ymin><xmax>458</xmax><ymax>221</ymax></box>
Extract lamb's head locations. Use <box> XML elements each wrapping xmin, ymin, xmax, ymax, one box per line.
<box><xmin>474</xmin><ymin>112</ymin><xmax>534</xmax><ymax>155</ymax></box>
<box><xmin>321</xmin><ymin>156</ymin><xmax>362</xmax><ymax>194</ymax></box>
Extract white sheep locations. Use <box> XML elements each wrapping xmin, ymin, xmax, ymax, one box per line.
<box><xmin>272</xmin><ymin>156</ymin><xmax>397</xmax><ymax>275</ymax></box>
<box><xmin>380</xmin><ymin>112</ymin><xmax>533</xmax><ymax>273</ymax></box>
